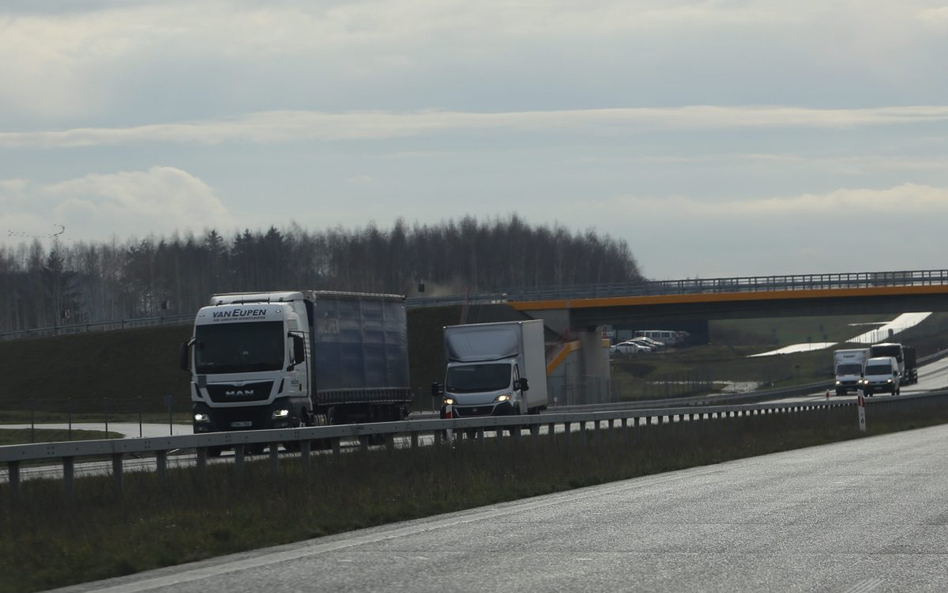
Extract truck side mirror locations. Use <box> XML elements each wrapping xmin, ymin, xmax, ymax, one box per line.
<box><xmin>292</xmin><ymin>335</ymin><xmax>306</xmax><ymax>365</ymax></box>
<box><xmin>179</xmin><ymin>342</ymin><xmax>191</xmax><ymax>372</ymax></box>
<box><xmin>431</xmin><ymin>382</ymin><xmax>444</xmax><ymax>397</ymax></box>
<box><xmin>517</xmin><ymin>377</ymin><xmax>530</xmax><ymax>392</ymax></box>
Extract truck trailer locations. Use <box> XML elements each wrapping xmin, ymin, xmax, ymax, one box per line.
<box><xmin>433</xmin><ymin>320</ymin><xmax>548</xmax><ymax>418</ymax></box>
<box><xmin>181</xmin><ymin>291</ymin><xmax>411</xmax><ymax>445</ymax></box>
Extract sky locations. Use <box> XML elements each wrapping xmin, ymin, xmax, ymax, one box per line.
<box><xmin>2</xmin><ymin>0</ymin><xmax>948</xmax><ymax>280</ymax></box>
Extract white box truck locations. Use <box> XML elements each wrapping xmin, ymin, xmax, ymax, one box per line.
<box><xmin>833</xmin><ymin>348</ymin><xmax>868</xmax><ymax>395</ymax></box>
<box><xmin>180</xmin><ymin>291</ymin><xmax>411</xmax><ymax>450</ymax></box>
<box><xmin>432</xmin><ymin>320</ymin><xmax>548</xmax><ymax>418</ymax></box>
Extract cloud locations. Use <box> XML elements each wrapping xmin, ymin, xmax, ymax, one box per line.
<box><xmin>3</xmin><ymin>105</ymin><xmax>948</xmax><ymax>149</ymax></box>
<box><xmin>607</xmin><ymin>183</ymin><xmax>948</xmax><ymax>219</ymax></box>
<box><xmin>1</xmin><ymin>167</ymin><xmax>234</xmax><ymax>243</ymax></box>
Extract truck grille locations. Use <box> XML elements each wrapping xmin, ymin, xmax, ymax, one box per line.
<box><xmin>206</xmin><ymin>381</ymin><xmax>273</xmax><ymax>403</ymax></box>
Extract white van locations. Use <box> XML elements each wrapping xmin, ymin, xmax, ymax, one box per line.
<box><xmin>859</xmin><ymin>356</ymin><xmax>900</xmax><ymax>396</ymax></box>
<box><xmin>634</xmin><ymin>330</ymin><xmax>680</xmax><ymax>346</ymax></box>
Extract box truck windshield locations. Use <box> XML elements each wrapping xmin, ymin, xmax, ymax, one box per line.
<box><xmin>195</xmin><ymin>321</ymin><xmax>284</xmax><ymax>374</ymax></box>
<box><xmin>447</xmin><ymin>364</ymin><xmax>511</xmax><ymax>393</ymax></box>
<box><xmin>837</xmin><ymin>363</ymin><xmax>863</xmax><ymax>376</ymax></box>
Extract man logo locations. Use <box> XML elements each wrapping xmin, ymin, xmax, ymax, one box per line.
<box><xmin>225</xmin><ymin>390</ymin><xmax>251</xmax><ymax>397</ymax></box>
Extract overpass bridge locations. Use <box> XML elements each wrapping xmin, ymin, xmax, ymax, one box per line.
<box><xmin>413</xmin><ymin>268</ymin><xmax>948</xmax><ymax>330</ymax></box>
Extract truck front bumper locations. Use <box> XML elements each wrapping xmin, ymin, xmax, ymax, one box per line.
<box><xmin>192</xmin><ymin>400</ymin><xmax>298</xmax><ymax>433</ymax></box>
<box><xmin>441</xmin><ymin>400</ymin><xmax>518</xmax><ymax>419</ymax></box>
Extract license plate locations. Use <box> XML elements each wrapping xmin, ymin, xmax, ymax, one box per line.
<box><xmin>230</xmin><ymin>421</ymin><xmax>252</xmax><ymax>428</ymax></box>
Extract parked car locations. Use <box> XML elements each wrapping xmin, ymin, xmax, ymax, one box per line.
<box><xmin>632</xmin><ymin>337</ymin><xmax>664</xmax><ymax>351</ymax></box>
<box><xmin>611</xmin><ymin>340</ymin><xmax>648</xmax><ymax>356</ymax></box>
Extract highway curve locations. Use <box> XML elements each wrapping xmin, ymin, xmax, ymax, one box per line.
<box><xmin>51</xmin><ymin>422</ymin><xmax>948</xmax><ymax>592</ymax></box>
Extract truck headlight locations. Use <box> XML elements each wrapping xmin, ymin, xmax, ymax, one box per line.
<box><xmin>442</xmin><ymin>397</ymin><xmax>456</xmax><ymax>406</ymax></box>
<box><xmin>271</xmin><ymin>408</ymin><xmax>290</xmax><ymax>419</ymax></box>
<box><xmin>194</xmin><ymin>413</ymin><xmax>211</xmax><ymax>423</ymax></box>
<box><xmin>835</xmin><ymin>380</ymin><xmax>841</xmax><ymax>385</ymax></box>
<box><xmin>887</xmin><ymin>378</ymin><xmax>893</xmax><ymax>383</ymax></box>
<box><xmin>494</xmin><ymin>393</ymin><xmax>511</xmax><ymax>403</ymax></box>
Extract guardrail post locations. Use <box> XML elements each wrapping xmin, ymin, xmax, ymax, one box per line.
<box><xmin>7</xmin><ymin>461</ymin><xmax>20</xmax><ymax>503</ymax></box>
<box><xmin>63</xmin><ymin>457</ymin><xmax>75</xmax><ymax>499</ymax></box>
<box><xmin>112</xmin><ymin>454</ymin><xmax>123</xmax><ymax>495</ymax></box>
<box><xmin>196</xmin><ymin>447</ymin><xmax>208</xmax><ymax>484</ymax></box>
<box><xmin>547</xmin><ymin>423</ymin><xmax>555</xmax><ymax>441</ymax></box>
<box><xmin>300</xmin><ymin>440</ymin><xmax>311</xmax><ymax>474</ymax></box>
<box><xmin>269</xmin><ymin>444</ymin><xmax>279</xmax><ymax>473</ymax></box>
<box><xmin>386</xmin><ymin>434</ymin><xmax>395</xmax><ymax>452</ymax></box>
<box><xmin>235</xmin><ymin>445</ymin><xmax>245</xmax><ymax>473</ymax></box>
<box><xmin>478</xmin><ymin>427</ymin><xmax>486</xmax><ymax>442</ymax></box>
<box><xmin>434</xmin><ymin>430</ymin><xmax>442</xmax><ymax>446</ymax></box>
<box><xmin>564</xmin><ymin>422</ymin><xmax>571</xmax><ymax>444</ymax></box>
<box><xmin>156</xmin><ymin>450</ymin><xmax>167</xmax><ymax>484</ymax></box>
<box><xmin>332</xmin><ymin>437</ymin><xmax>341</xmax><ymax>456</ymax></box>
<box><xmin>580</xmin><ymin>421</ymin><xmax>587</xmax><ymax>445</ymax></box>
<box><xmin>411</xmin><ymin>432</ymin><xmax>419</xmax><ymax>449</ymax></box>
<box><xmin>593</xmin><ymin>420</ymin><xmax>601</xmax><ymax>443</ymax></box>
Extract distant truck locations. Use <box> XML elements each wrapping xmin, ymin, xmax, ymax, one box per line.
<box><xmin>432</xmin><ymin>320</ymin><xmax>548</xmax><ymax>418</ymax></box>
<box><xmin>869</xmin><ymin>342</ymin><xmax>918</xmax><ymax>385</ymax></box>
<box><xmin>860</xmin><ymin>356</ymin><xmax>900</xmax><ymax>396</ymax></box>
<box><xmin>180</xmin><ymin>291</ymin><xmax>411</xmax><ymax>449</ymax></box>
<box><xmin>833</xmin><ymin>348</ymin><xmax>868</xmax><ymax>395</ymax></box>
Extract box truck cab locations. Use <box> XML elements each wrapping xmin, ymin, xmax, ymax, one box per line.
<box><xmin>433</xmin><ymin>320</ymin><xmax>548</xmax><ymax>418</ymax></box>
<box><xmin>833</xmin><ymin>348</ymin><xmax>868</xmax><ymax>395</ymax></box>
<box><xmin>859</xmin><ymin>356</ymin><xmax>900</xmax><ymax>396</ymax></box>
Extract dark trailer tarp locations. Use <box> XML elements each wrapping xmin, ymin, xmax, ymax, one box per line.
<box><xmin>304</xmin><ymin>291</ymin><xmax>411</xmax><ymax>405</ymax></box>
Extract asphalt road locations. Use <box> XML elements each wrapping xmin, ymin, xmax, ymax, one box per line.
<box><xmin>53</xmin><ymin>423</ymin><xmax>948</xmax><ymax>593</ymax></box>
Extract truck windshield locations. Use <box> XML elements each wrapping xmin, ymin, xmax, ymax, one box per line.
<box><xmin>837</xmin><ymin>364</ymin><xmax>863</xmax><ymax>375</ymax></box>
<box><xmin>870</xmin><ymin>346</ymin><xmax>901</xmax><ymax>361</ymax></box>
<box><xmin>446</xmin><ymin>364</ymin><xmax>511</xmax><ymax>393</ymax></box>
<box><xmin>195</xmin><ymin>321</ymin><xmax>285</xmax><ymax>374</ymax></box>
<box><xmin>865</xmin><ymin>364</ymin><xmax>891</xmax><ymax>375</ymax></box>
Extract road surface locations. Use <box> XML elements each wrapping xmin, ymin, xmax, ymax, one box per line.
<box><xmin>51</xmin><ymin>422</ymin><xmax>948</xmax><ymax>592</ymax></box>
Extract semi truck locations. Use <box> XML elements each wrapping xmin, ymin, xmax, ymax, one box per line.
<box><xmin>868</xmin><ymin>342</ymin><xmax>918</xmax><ymax>385</ymax></box>
<box><xmin>432</xmin><ymin>320</ymin><xmax>548</xmax><ymax>418</ymax></box>
<box><xmin>833</xmin><ymin>348</ymin><xmax>868</xmax><ymax>395</ymax></box>
<box><xmin>180</xmin><ymin>291</ymin><xmax>411</xmax><ymax>448</ymax></box>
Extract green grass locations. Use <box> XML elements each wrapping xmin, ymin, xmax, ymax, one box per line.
<box><xmin>2</xmin><ymin>396</ymin><xmax>948</xmax><ymax>593</ymax></box>
<box><xmin>0</xmin><ymin>428</ymin><xmax>120</xmax><ymax>446</ymax></box>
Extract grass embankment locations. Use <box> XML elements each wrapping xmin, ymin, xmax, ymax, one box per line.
<box><xmin>3</xmin><ymin>397</ymin><xmax>948</xmax><ymax>593</ymax></box>
<box><xmin>0</xmin><ymin>305</ymin><xmax>468</xmax><ymax>427</ymax></box>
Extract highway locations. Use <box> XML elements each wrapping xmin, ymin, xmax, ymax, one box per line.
<box><xmin>51</xmin><ymin>422</ymin><xmax>948</xmax><ymax>592</ymax></box>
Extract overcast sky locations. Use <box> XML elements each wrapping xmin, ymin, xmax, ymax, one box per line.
<box><xmin>3</xmin><ymin>0</ymin><xmax>948</xmax><ymax>279</ymax></box>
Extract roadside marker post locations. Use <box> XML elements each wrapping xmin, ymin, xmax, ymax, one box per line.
<box><xmin>857</xmin><ymin>394</ymin><xmax>867</xmax><ymax>433</ymax></box>
<box><xmin>445</xmin><ymin>404</ymin><xmax>454</xmax><ymax>442</ymax></box>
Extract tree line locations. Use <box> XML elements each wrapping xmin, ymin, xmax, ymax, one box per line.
<box><xmin>0</xmin><ymin>216</ymin><xmax>642</xmax><ymax>332</ymax></box>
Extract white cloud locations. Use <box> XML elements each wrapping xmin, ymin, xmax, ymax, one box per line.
<box><xmin>0</xmin><ymin>167</ymin><xmax>234</xmax><ymax>244</ymax></box>
<box><xmin>3</xmin><ymin>105</ymin><xmax>948</xmax><ymax>148</ymax></box>
<box><xmin>607</xmin><ymin>183</ymin><xmax>948</xmax><ymax>219</ymax></box>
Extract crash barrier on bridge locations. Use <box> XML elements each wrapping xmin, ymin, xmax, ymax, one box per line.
<box><xmin>3</xmin><ymin>389</ymin><xmax>946</xmax><ymax>501</ymax></box>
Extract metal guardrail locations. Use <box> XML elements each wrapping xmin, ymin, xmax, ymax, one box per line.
<box><xmin>4</xmin><ymin>389</ymin><xmax>946</xmax><ymax>499</ymax></box>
